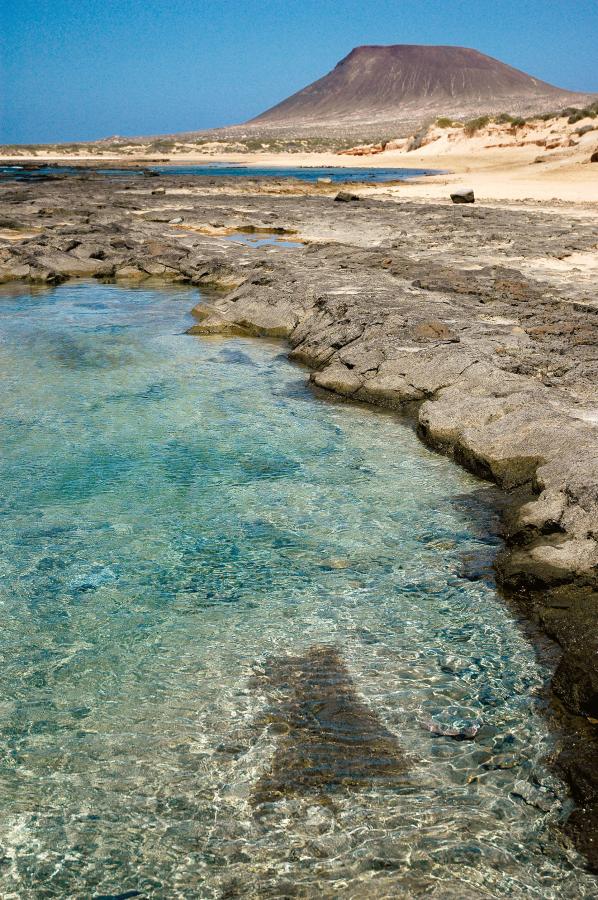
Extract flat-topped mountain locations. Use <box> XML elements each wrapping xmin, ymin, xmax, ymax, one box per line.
<box><xmin>249</xmin><ymin>44</ymin><xmax>594</xmax><ymax>129</ymax></box>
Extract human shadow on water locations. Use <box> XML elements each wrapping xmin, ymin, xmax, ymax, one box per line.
<box><xmin>250</xmin><ymin>645</ymin><xmax>409</xmax><ymax>806</ymax></box>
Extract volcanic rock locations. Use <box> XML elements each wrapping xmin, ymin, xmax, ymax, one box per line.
<box><xmin>451</xmin><ymin>189</ymin><xmax>475</xmax><ymax>204</ymax></box>
<box><xmin>334</xmin><ymin>191</ymin><xmax>360</xmax><ymax>202</ymax></box>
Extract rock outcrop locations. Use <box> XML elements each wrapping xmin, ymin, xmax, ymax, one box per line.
<box><xmin>451</xmin><ymin>189</ymin><xmax>475</xmax><ymax>204</ymax></box>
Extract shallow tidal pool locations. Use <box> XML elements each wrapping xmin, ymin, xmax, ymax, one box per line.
<box><xmin>0</xmin><ymin>282</ymin><xmax>595</xmax><ymax>898</ymax></box>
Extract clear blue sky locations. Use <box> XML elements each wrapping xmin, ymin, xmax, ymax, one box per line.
<box><xmin>1</xmin><ymin>0</ymin><xmax>597</xmax><ymax>144</ymax></box>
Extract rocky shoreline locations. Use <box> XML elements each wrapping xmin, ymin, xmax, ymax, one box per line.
<box><xmin>1</xmin><ymin>170</ymin><xmax>597</xmax><ymax>867</ymax></box>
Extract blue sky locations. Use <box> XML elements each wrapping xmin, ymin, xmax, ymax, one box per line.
<box><xmin>2</xmin><ymin>0</ymin><xmax>597</xmax><ymax>144</ymax></box>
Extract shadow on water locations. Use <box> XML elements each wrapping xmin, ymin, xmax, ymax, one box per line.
<box><xmin>33</xmin><ymin>332</ymin><xmax>136</xmax><ymax>370</ymax></box>
<box><xmin>216</xmin><ymin>346</ymin><xmax>258</xmax><ymax>367</ymax></box>
<box><xmin>251</xmin><ymin>645</ymin><xmax>409</xmax><ymax>806</ymax></box>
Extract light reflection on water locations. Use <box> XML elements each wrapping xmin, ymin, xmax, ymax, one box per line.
<box><xmin>0</xmin><ymin>282</ymin><xmax>595</xmax><ymax>898</ymax></box>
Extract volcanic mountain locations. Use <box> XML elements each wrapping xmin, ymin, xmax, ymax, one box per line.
<box><xmin>249</xmin><ymin>45</ymin><xmax>593</xmax><ymax>130</ymax></box>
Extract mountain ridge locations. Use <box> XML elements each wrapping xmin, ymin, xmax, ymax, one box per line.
<box><xmin>248</xmin><ymin>44</ymin><xmax>595</xmax><ymax>129</ymax></box>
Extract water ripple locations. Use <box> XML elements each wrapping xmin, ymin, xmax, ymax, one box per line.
<box><xmin>0</xmin><ymin>282</ymin><xmax>594</xmax><ymax>897</ymax></box>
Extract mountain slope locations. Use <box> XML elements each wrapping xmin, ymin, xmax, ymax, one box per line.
<box><xmin>249</xmin><ymin>45</ymin><xmax>593</xmax><ymax>128</ymax></box>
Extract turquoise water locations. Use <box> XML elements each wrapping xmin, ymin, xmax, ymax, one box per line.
<box><xmin>0</xmin><ymin>164</ymin><xmax>438</xmax><ymax>184</ymax></box>
<box><xmin>150</xmin><ymin>165</ymin><xmax>438</xmax><ymax>182</ymax></box>
<box><xmin>0</xmin><ymin>282</ymin><xmax>595</xmax><ymax>899</ymax></box>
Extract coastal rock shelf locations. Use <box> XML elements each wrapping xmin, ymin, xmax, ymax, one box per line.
<box><xmin>0</xmin><ymin>170</ymin><xmax>597</xmax><ymax>870</ymax></box>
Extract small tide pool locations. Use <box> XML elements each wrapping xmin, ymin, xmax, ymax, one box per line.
<box><xmin>223</xmin><ymin>232</ymin><xmax>305</xmax><ymax>249</ymax></box>
<box><xmin>0</xmin><ymin>282</ymin><xmax>595</xmax><ymax>898</ymax></box>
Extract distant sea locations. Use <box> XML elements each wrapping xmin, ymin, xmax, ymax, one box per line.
<box><xmin>0</xmin><ymin>163</ymin><xmax>441</xmax><ymax>183</ymax></box>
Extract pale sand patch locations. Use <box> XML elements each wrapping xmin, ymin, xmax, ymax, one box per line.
<box><xmin>0</xmin><ymin>228</ymin><xmax>41</xmax><ymax>241</ymax></box>
<box><xmin>524</xmin><ymin>248</ymin><xmax>598</xmax><ymax>273</ymax></box>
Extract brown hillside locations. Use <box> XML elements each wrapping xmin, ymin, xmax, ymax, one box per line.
<box><xmin>249</xmin><ymin>45</ymin><xmax>594</xmax><ymax>128</ymax></box>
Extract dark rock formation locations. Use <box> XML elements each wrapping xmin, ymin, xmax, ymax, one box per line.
<box><xmin>451</xmin><ymin>189</ymin><xmax>475</xmax><ymax>204</ymax></box>
<box><xmin>334</xmin><ymin>191</ymin><xmax>360</xmax><ymax>202</ymax></box>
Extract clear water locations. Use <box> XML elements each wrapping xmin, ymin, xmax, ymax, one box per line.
<box><xmin>224</xmin><ymin>233</ymin><xmax>304</xmax><ymax>249</ymax></box>
<box><xmin>0</xmin><ymin>282</ymin><xmax>595</xmax><ymax>899</ymax></box>
<box><xmin>150</xmin><ymin>165</ymin><xmax>438</xmax><ymax>183</ymax></box>
<box><xmin>0</xmin><ymin>164</ymin><xmax>438</xmax><ymax>184</ymax></box>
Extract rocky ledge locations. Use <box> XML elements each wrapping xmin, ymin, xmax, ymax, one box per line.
<box><xmin>1</xmin><ymin>170</ymin><xmax>597</xmax><ymax>865</ymax></box>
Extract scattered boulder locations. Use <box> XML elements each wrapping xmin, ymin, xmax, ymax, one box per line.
<box><xmin>71</xmin><ymin>244</ymin><xmax>106</xmax><ymax>260</ymax></box>
<box><xmin>169</xmin><ymin>216</ymin><xmax>184</xmax><ymax>224</ymax></box>
<box><xmin>334</xmin><ymin>191</ymin><xmax>360</xmax><ymax>202</ymax></box>
<box><xmin>139</xmin><ymin>260</ymin><xmax>167</xmax><ymax>276</ymax></box>
<box><xmin>451</xmin><ymin>189</ymin><xmax>475</xmax><ymax>204</ymax></box>
<box><xmin>0</xmin><ymin>262</ymin><xmax>31</xmax><ymax>282</ymax></box>
<box><xmin>34</xmin><ymin>252</ymin><xmax>113</xmax><ymax>277</ymax></box>
<box><xmin>49</xmin><ymin>238</ymin><xmax>80</xmax><ymax>253</ymax></box>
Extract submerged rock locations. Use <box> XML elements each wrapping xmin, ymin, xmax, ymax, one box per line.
<box><xmin>422</xmin><ymin>718</ymin><xmax>481</xmax><ymax>741</ymax></box>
